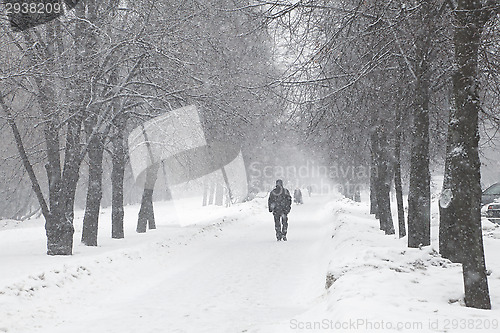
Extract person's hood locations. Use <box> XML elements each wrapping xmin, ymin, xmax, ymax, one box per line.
<box><xmin>273</xmin><ymin>185</ymin><xmax>284</xmax><ymax>194</ymax></box>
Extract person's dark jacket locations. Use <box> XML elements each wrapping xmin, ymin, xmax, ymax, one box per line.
<box><xmin>268</xmin><ymin>185</ymin><xmax>292</xmax><ymax>215</ymax></box>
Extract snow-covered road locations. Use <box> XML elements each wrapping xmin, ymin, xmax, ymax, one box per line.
<box><xmin>0</xmin><ymin>195</ymin><xmax>333</xmax><ymax>333</ymax></box>
<box><xmin>2</xmin><ymin>193</ymin><xmax>500</xmax><ymax>333</ymax></box>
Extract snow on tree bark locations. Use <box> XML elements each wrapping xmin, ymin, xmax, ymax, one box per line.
<box><xmin>369</xmin><ymin>162</ymin><xmax>378</xmax><ymax>216</ymax></box>
<box><xmin>371</xmin><ymin>113</ymin><xmax>395</xmax><ymax>235</ymax></box>
<box><xmin>111</xmin><ymin>115</ymin><xmax>127</xmax><ymax>239</ymax></box>
<box><xmin>394</xmin><ymin>108</ymin><xmax>406</xmax><ymax>238</ymax></box>
<box><xmin>137</xmin><ymin>163</ymin><xmax>160</xmax><ymax>233</ymax></box>
<box><xmin>82</xmin><ymin>134</ymin><xmax>104</xmax><ymax>246</ymax></box>
<box><xmin>439</xmin><ymin>0</ymin><xmax>494</xmax><ymax>310</ymax></box>
<box><xmin>16</xmin><ymin>28</ymin><xmax>80</xmax><ymax>256</ymax></box>
<box><xmin>408</xmin><ymin>7</ymin><xmax>431</xmax><ymax>248</ymax></box>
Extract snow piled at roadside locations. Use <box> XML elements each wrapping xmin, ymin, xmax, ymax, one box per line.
<box><xmin>0</xmin><ymin>197</ymin><xmax>265</xmax><ymax>333</ymax></box>
<box><xmin>285</xmin><ymin>198</ymin><xmax>500</xmax><ymax>333</ymax></box>
<box><xmin>0</xmin><ymin>194</ymin><xmax>499</xmax><ymax>333</ymax></box>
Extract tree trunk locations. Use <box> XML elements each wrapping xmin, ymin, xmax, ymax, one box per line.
<box><xmin>0</xmin><ymin>96</ymin><xmax>73</xmax><ymax>255</ymax></box>
<box><xmin>44</xmin><ymin>133</ymin><xmax>76</xmax><ymax>256</ymax></box>
<box><xmin>354</xmin><ymin>188</ymin><xmax>361</xmax><ymax>203</ymax></box>
<box><xmin>208</xmin><ymin>181</ymin><xmax>216</xmax><ymax>205</ymax></box>
<box><xmin>369</xmin><ymin>134</ymin><xmax>378</xmax><ymax>216</ymax></box>
<box><xmin>82</xmin><ymin>134</ymin><xmax>104</xmax><ymax>246</ymax></box>
<box><xmin>44</xmin><ymin>0</ymin><xmax>97</xmax><ymax>254</ymax></box>
<box><xmin>221</xmin><ymin>166</ymin><xmax>233</xmax><ymax>204</ymax></box>
<box><xmin>371</xmin><ymin>120</ymin><xmax>395</xmax><ymax>235</ymax></box>
<box><xmin>394</xmin><ymin>108</ymin><xmax>406</xmax><ymax>238</ymax></box>
<box><xmin>52</xmin><ymin>114</ymin><xmax>83</xmax><ymax>255</ymax></box>
<box><xmin>160</xmin><ymin>162</ymin><xmax>173</xmax><ymax>201</ymax></box>
<box><xmin>215</xmin><ymin>182</ymin><xmax>224</xmax><ymax>206</ymax></box>
<box><xmin>439</xmin><ymin>0</ymin><xmax>492</xmax><ymax>310</ymax></box>
<box><xmin>45</xmin><ymin>210</ymin><xmax>75</xmax><ymax>256</ymax></box>
<box><xmin>19</xmin><ymin>29</ymin><xmax>78</xmax><ymax>256</ymax></box>
<box><xmin>137</xmin><ymin>190</ymin><xmax>155</xmax><ymax>233</ymax></box>
<box><xmin>202</xmin><ymin>179</ymin><xmax>209</xmax><ymax>206</ymax></box>
<box><xmin>374</xmin><ymin>159</ymin><xmax>395</xmax><ymax>235</ymax></box>
<box><xmin>111</xmin><ymin>118</ymin><xmax>126</xmax><ymax>239</ymax></box>
<box><xmin>137</xmin><ymin>163</ymin><xmax>160</xmax><ymax>233</ymax></box>
<box><xmin>408</xmin><ymin>22</ymin><xmax>431</xmax><ymax>248</ymax></box>
<box><xmin>439</xmin><ymin>113</ymin><xmax>462</xmax><ymax>262</ymax></box>
<box><xmin>43</xmin><ymin>89</ymin><xmax>76</xmax><ymax>256</ymax></box>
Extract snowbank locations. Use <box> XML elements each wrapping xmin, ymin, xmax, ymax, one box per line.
<box><xmin>288</xmin><ymin>198</ymin><xmax>500</xmax><ymax>332</ymax></box>
<box><xmin>1</xmin><ymin>194</ymin><xmax>499</xmax><ymax>333</ymax></box>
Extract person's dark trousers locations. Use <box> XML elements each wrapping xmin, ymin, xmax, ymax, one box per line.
<box><xmin>274</xmin><ymin>213</ymin><xmax>288</xmax><ymax>240</ymax></box>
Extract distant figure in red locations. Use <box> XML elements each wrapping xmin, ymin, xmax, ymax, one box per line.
<box><xmin>268</xmin><ymin>179</ymin><xmax>292</xmax><ymax>241</ymax></box>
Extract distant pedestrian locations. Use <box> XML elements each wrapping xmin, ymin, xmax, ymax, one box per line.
<box><xmin>306</xmin><ymin>185</ymin><xmax>312</xmax><ymax>197</ymax></box>
<box><xmin>268</xmin><ymin>179</ymin><xmax>292</xmax><ymax>241</ymax></box>
<box><xmin>294</xmin><ymin>188</ymin><xmax>303</xmax><ymax>204</ymax></box>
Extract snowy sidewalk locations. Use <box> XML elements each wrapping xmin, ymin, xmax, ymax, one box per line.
<box><xmin>0</xmin><ymin>195</ymin><xmax>334</xmax><ymax>333</ymax></box>
<box><xmin>2</xmin><ymin>195</ymin><xmax>499</xmax><ymax>333</ymax></box>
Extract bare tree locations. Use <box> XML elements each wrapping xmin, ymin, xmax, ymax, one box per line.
<box><xmin>439</xmin><ymin>0</ymin><xmax>498</xmax><ymax>310</ymax></box>
<box><xmin>406</xmin><ymin>1</ymin><xmax>433</xmax><ymax>248</ymax></box>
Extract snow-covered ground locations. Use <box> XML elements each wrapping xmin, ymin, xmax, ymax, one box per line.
<box><xmin>0</xmin><ymin>192</ymin><xmax>499</xmax><ymax>333</ymax></box>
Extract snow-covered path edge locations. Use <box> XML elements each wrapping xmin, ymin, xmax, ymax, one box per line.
<box><xmin>283</xmin><ymin>198</ymin><xmax>500</xmax><ymax>333</ymax></box>
<box><xmin>0</xmin><ymin>195</ymin><xmax>336</xmax><ymax>333</ymax></box>
<box><xmin>1</xmin><ymin>195</ymin><xmax>499</xmax><ymax>333</ymax></box>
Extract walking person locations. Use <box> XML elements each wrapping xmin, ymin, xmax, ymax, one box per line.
<box><xmin>294</xmin><ymin>188</ymin><xmax>303</xmax><ymax>204</ymax></box>
<box><xmin>306</xmin><ymin>185</ymin><xmax>312</xmax><ymax>197</ymax></box>
<box><xmin>268</xmin><ymin>179</ymin><xmax>292</xmax><ymax>241</ymax></box>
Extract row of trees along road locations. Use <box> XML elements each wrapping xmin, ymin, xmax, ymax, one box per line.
<box><xmin>0</xmin><ymin>0</ymin><xmax>499</xmax><ymax>312</ymax></box>
<box><xmin>0</xmin><ymin>1</ymin><xmax>282</xmax><ymax>252</ymax></box>
<box><xmin>258</xmin><ymin>0</ymin><xmax>499</xmax><ymax>310</ymax></box>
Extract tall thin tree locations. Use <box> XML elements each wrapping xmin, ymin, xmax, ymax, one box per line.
<box><xmin>439</xmin><ymin>0</ymin><xmax>498</xmax><ymax>310</ymax></box>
